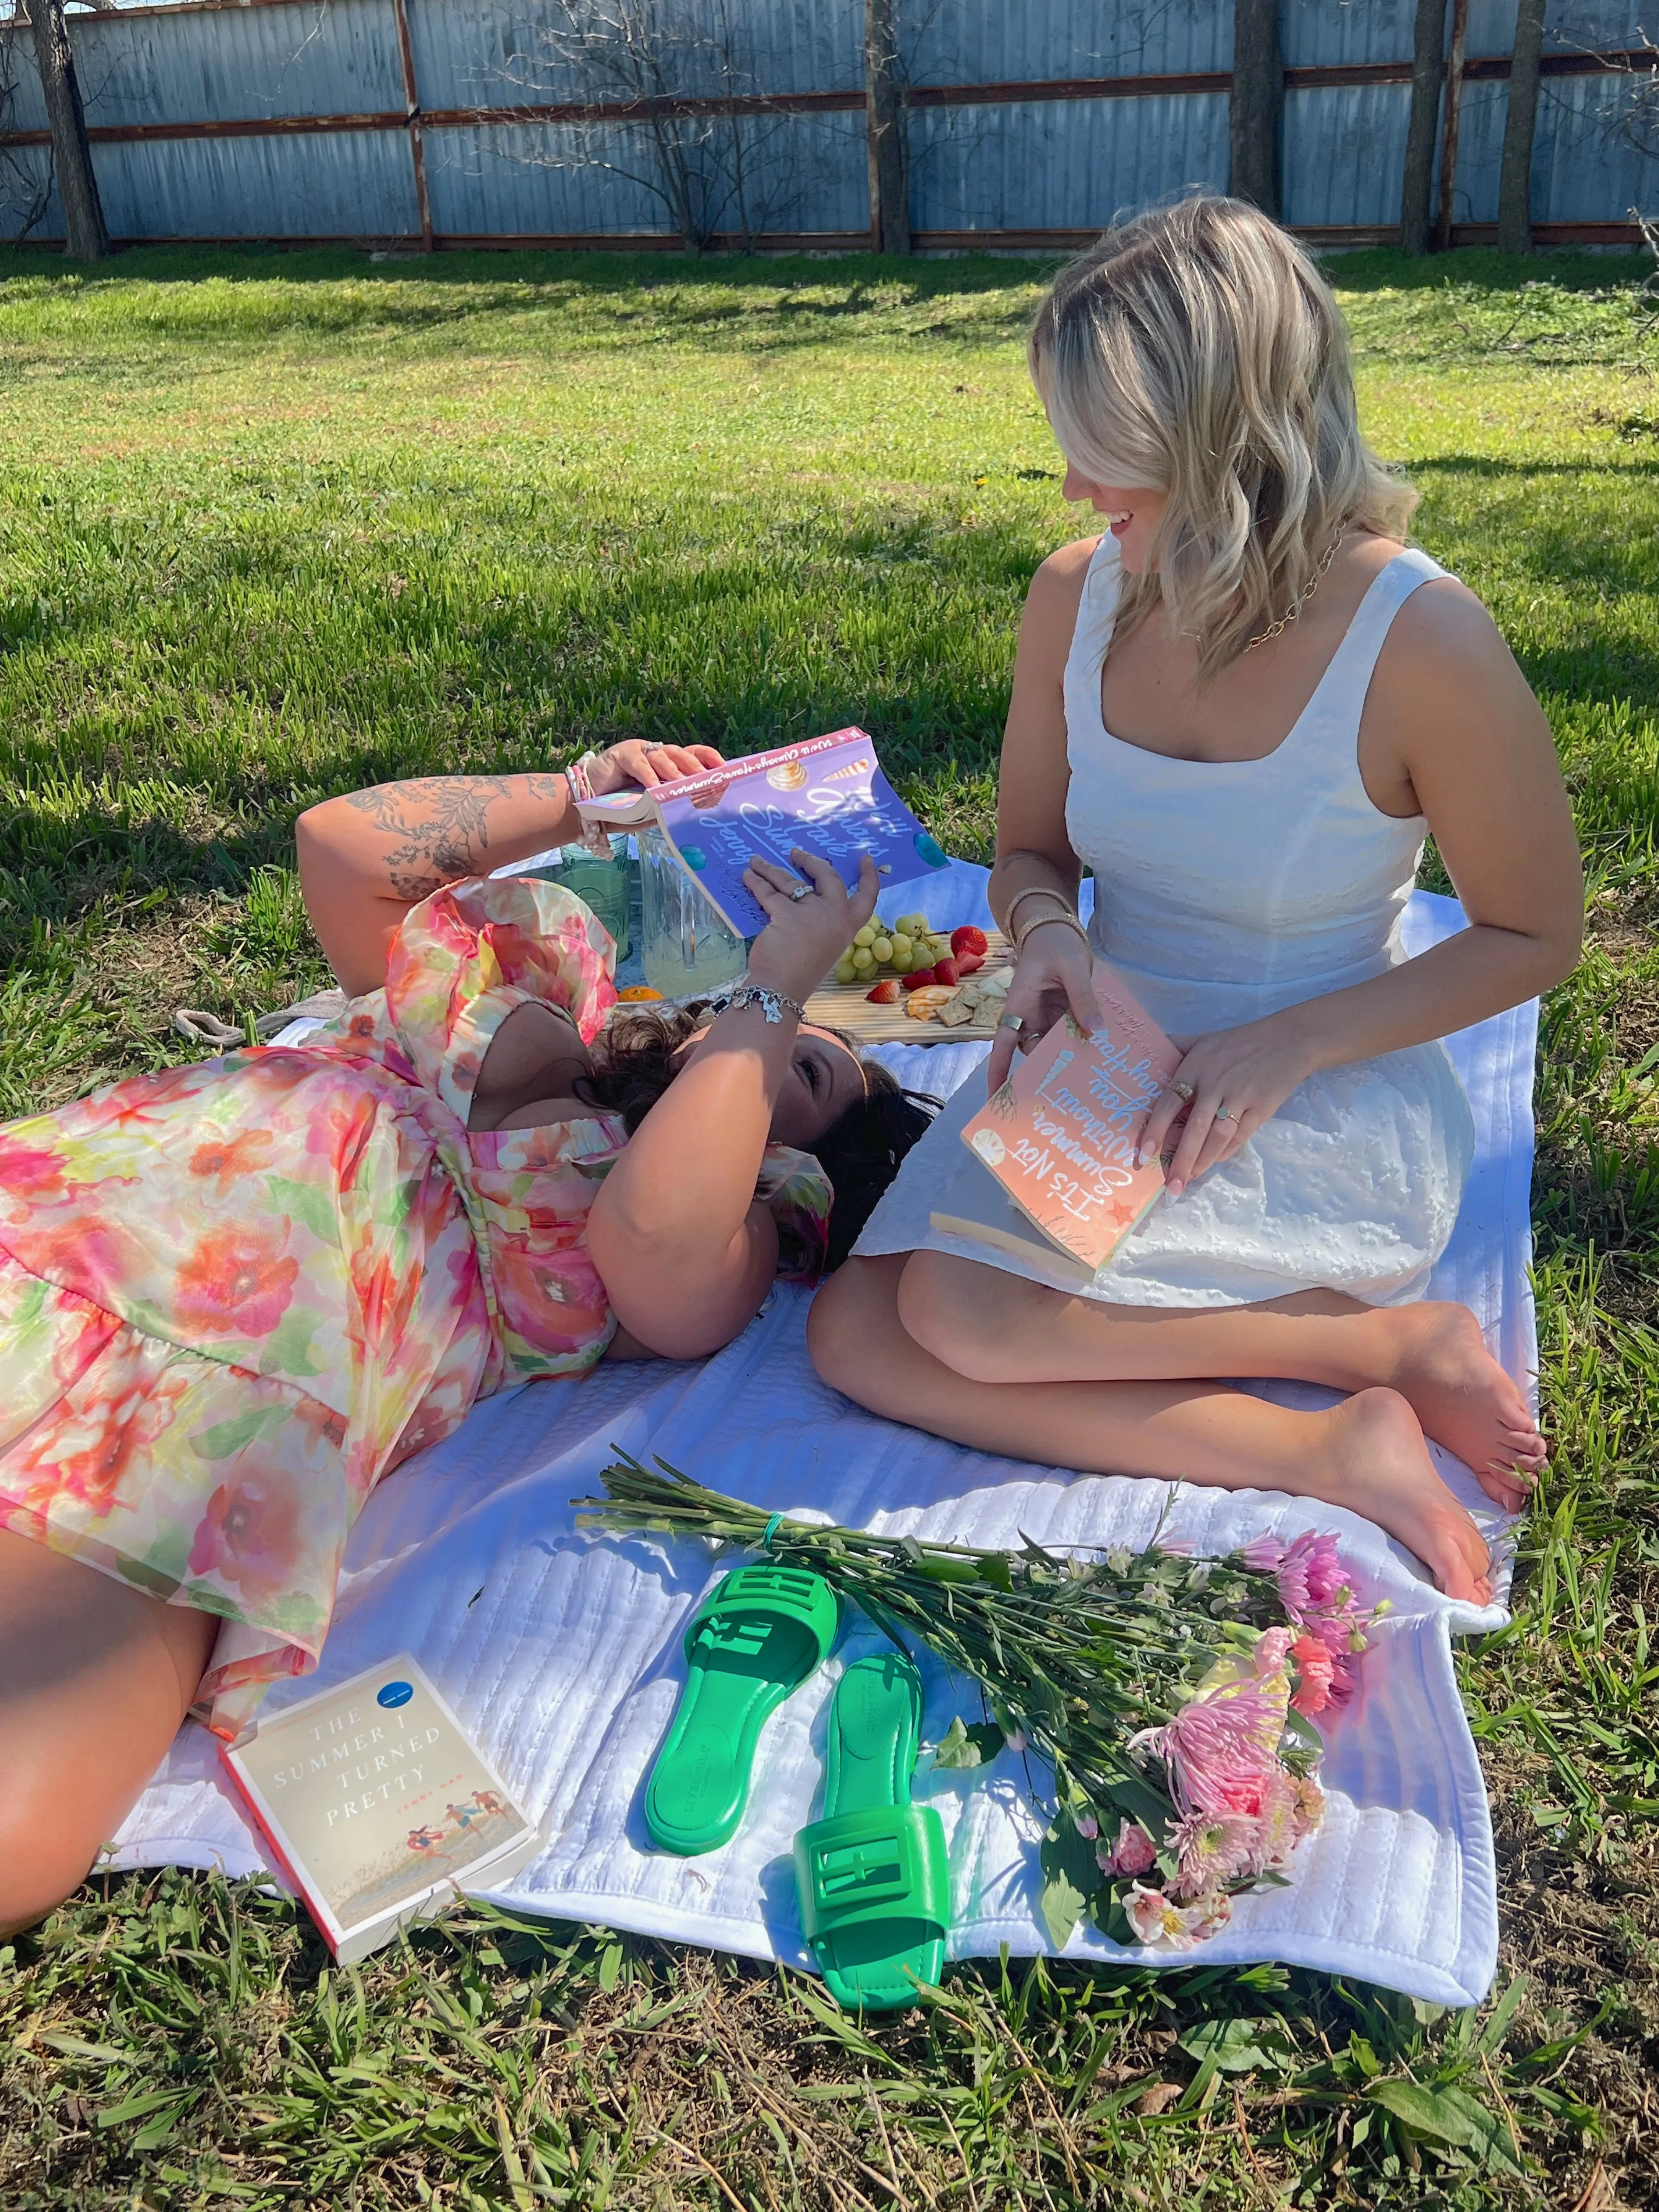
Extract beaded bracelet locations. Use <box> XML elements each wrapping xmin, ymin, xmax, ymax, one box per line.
<box><xmin>711</xmin><ymin>985</ymin><xmax>805</xmax><ymax>1026</ymax></box>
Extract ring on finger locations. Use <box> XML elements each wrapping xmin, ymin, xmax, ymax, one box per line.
<box><xmin>788</xmin><ymin>882</ymin><xmax>811</xmax><ymax>901</ymax></box>
<box><xmin>997</xmin><ymin>1013</ymin><xmax>1025</xmax><ymax>1034</ymax></box>
<box><xmin>1214</xmin><ymin>1103</ymin><xmax>1234</xmax><ymax>1122</ymax></box>
<box><xmin>1171</xmin><ymin>1079</ymin><xmax>1195</xmax><ymax>1102</ymax></box>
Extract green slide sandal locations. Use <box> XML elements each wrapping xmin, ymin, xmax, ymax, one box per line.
<box><xmin>645</xmin><ymin>1562</ymin><xmax>840</xmax><ymax>1856</ymax></box>
<box><xmin>793</xmin><ymin>1650</ymin><xmax>950</xmax><ymax>2012</ymax></box>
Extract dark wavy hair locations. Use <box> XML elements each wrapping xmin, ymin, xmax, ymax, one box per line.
<box><xmin>575</xmin><ymin>1000</ymin><xmax>938</xmax><ymax>1271</ymax></box>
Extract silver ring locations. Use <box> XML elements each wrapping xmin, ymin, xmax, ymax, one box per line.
<box><xmin>997</xmin><ymin>1013</ymin><xmax>1026</xmax><ymax>1034</ymax></box>
<box><xmin>1172</xmin><ymin>1079</ymin><xmax>1195</xmax><ymax>1102</ymax></box>
<box><xmin>788</xmin><ymin>882</ymin><xmax>811</xmax><ymax>901</ymax></box>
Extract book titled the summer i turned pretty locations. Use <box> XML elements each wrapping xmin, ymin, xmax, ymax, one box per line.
<box><xmin>222</xmin><ymin>1657</ymin><xmax>541</xmax><ymax>1964</ymax></box>
<box><xmin>933</xmin><ymin>970</ymin><xmax>1183</xmax><ymax>1280</ymax></box>
<box><xmin>573</xmin><ymin>727</ymin><xmax>950</xmax><ymax>938</ymax></box>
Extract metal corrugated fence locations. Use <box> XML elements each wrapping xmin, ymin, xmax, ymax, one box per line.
<box><xmin>0</xmin><ymin>0</ymin><xmax>1653</xmax><ymax>250</ymax></box>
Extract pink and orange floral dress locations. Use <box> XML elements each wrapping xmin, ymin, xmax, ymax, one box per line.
<box><xmin>0</xmin><ymin>876</ymin><xmax>830</xmax><ymax>1737</ymax></box>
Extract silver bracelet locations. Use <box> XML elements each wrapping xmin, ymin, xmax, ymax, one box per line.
<box><xmin>712</xmin><ymin>985</ymin><xmax>805</xmax><ymax>1026</ymax></box>
<box><xmin>1005</xmin><ymin>885</ymin><xmax>1075</xmax><ymax>935</ymax></box>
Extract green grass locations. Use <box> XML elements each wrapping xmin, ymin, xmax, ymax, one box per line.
<box><xmin>2</xmin><ymin>241</ymin><xmax>1658</xmax><ymax>2208</ymax></box>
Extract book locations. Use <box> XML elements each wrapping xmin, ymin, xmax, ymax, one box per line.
<box><xmin>942</xmin><ymin>970</ymin><xmax>1182</xmax><ymax>1277</ymax></box>
<box><xmin>574</xmin><ymin>727</ymin><xmax>950</xmax><ymax>938</ymax></box>
<box><xmin>222</xmin><ymin>1656</ymin><xmax>541</xmax><ymax>1964</ymax></box>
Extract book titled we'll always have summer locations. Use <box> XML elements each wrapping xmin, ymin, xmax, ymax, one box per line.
<box><xmin>932</xmin><ymin>970</ymin><xmax>1183</xmax><ymax>1281</ymax></box>
<box><xmin>223</xmin><ymin>1658</ymin><xmax>541</xmax><ymax>1963</ymax></box>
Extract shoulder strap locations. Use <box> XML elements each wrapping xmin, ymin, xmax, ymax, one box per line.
<box><xmin>1066</xmin><ymin>533</ymin><xmax>1123</xmax><ymax>678</ymax></box>
<box><xmin>1310</xmin><ymin>546</ymin><xmax>1451</xmax><ymax>713</ymax></box>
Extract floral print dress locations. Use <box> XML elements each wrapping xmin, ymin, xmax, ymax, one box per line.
<box><xmin>0</xmin><ymin>876</ymin><xmax>830</xmax><ymax>1737</ymax></box>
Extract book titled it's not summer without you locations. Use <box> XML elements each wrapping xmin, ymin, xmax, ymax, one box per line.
<box><xmin>223</xmin><ymin>1657</ymin><xmax>540</xmax><ymax>1963</ymax></box>
<box><xmin>930</xmin><ymin>970</ymin><xmax>1183</xmax><ymax>1284</ymax></box>
<box><xmin>574</xmin><ymin>726</ymin><xmax>950</xmax><ymax>938</ymax></box>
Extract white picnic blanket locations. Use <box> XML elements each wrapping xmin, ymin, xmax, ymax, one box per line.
<box><xmin>109</xmin><ymin>868</ymin><xmax>1536</xmax><ymax>2006</ymax></box>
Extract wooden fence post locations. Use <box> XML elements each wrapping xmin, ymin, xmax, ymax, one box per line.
<box><xmin>1228</xmin><ymin>0</ymin><xmax>1283</xmax><ymax>217</ymax></box>
<box><xmin>24</xmin><ymin>0</ymin><xmax>108</xmax><ymax>260</ymax></box>
<box><xmin>1432</xmin><ymin>0</ymin><xmax>1470</xmax><ymax>251</ymax></box>
<box><xmin>864</xmin><ymin>0</ymin><xmax>909</xmax><ymax>255</ymax></box>
<box><xmin>1497</xmin><ymin>0</ymin><xmax>1547</xmax><ymax>254</ymax></box>
<box><xmin>388</xmin><ymin>0</ymin><xmax>433</xmax><ymax>251</ymax></box>
<box><xmin>1400</xmin><ymin>0</ymin><xmax>1447</xmax><ymax>252</ymax></box>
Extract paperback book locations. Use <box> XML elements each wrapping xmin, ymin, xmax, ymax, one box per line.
<box><xmin>574</xmin><ymin>727</ymin><xmax>950</xmax><ymax>938</ymax></box>
<box><xmin>935</xmin><ymin>969</ymin><xmax>1182</xmax><ymax>1278</ymax></box>
<box><xmin>222</xmin><ymin>1656</ymin><xmax>541</xmax><ymax>1964</ymax></box>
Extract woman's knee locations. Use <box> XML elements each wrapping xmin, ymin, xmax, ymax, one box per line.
<box><xmin>0</xmin><ymin>1769</ymin><xmax>103</xmax><ymax>1936</ymax></box>
<box><xmin>807</xmin><ymin>1257</ymin><xmax>901</xmax><ymax>1400</ymax></box>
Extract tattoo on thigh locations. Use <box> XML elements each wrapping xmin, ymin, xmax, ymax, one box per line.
<box><xmin>342</xmin><ymin>776</ymin><xmax>569</xmax><ymax>900</ymax></box>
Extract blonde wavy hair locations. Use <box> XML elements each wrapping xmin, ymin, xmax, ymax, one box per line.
<box><xmin>1029</xmin><ymin>195</ymin><xmax>1418</xmax><ymax>680</ymax></box>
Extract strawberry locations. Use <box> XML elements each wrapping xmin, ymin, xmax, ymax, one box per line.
<box><xmin>955</xmin><ymin>951</ymin><xmax>984</xmax><ymax>975</ymax></box>
<box><xmin>932</xmin><ymin>956</ymin><xmax>960</xmax><ymax>988</ymax></box>
<box><xmin>950</xmin><ymin>925</ymin><xmax>989</xmax><ymax>959</ymax></box>
<box><xmin>903</xmin><ymin>966</ymin><xmax>938</xmax><ymax>990</ymax></box>
<box><xmin>865</xmin><ymin>979</ymin><xmax>902</xmax><ymax>1004</ymax></box>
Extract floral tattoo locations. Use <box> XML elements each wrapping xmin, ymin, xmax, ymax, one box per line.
<box><xmin>342</xmin><ymin>775</ymin><xmax>570</xmax><ymax>900</ymax></box>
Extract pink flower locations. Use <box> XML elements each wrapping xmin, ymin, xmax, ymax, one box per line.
<box><xmin>1170</xmin><ymin>1810</ymin><xmax>1262</xmax><ymax>1899</ymax></box>
<box><xmin>1240</xmin><ymin>1534</ymin><xmax>1286</xmax><ymax>1573</ymax></box>
<box><xmin>1252</xmin><ymin>1626</ymin><xmax>1294</xmax><ymax>1679</ymax></box>
<box><xmin>1155</xmin><ymin>1536</ymin><xmax>1195</xmax><ymax>1556</ymax></box>
<box><xmin>1073</xmin><ymin>1808</ymin><xmax>1099</xmax><ymax>1841</ymax></box>
<box><xmin>1290</xmin><ymin>1633</ymin><xmax>1336</xmax><ymax>1716</ymax></box>
<box><xmin>1298</xmin><ymin>1611</ymin><xmax>1362</xmax><ymax>1707</ymax></box>
<box><xmin>1254</xmin><ymin>1769</ymin><xmax>1305</xmax><ymax>1867</ymax></box>
<box><xmin>1124</xmin><ymin>1882</ymin><xmax>1233</xmax><ymax>1951</ymax></box>
<box><xmin>1276</xmin><ymin>1531</ymin><xmax>1350</xmax><ymax>1621</ymax></box>
<box><xmin>188</xmin><ymin>1472</ymin><xmax>305</xmax><ymax>1607</ymax></box>
<box><xmin>175</xmin><ymin>1223</ymin><xmax>298</xmax><ymax>1339</ymax></box>
<box><xmin>1097</xmin><ymin>1818</ymin><xmax>1156</xmax><ymax>1878</ymax></box>
<box><xmin>1144</xmin><ymin>1684</ymin><xmax>1285</xmax><ymax>1819</ymax></box>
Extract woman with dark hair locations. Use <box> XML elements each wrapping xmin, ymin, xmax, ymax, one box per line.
<box><xmin>0</xmin><ymin>741</ymin><xmax>933</xmax><ymax>1931</ymax></box>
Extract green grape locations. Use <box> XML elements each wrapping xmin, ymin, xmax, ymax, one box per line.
<box><xmin>851</xmin><ymin>946</ymin><xmax>876</xmax><ymax>970</ymax></box>
<box><xmin>853</xmin><ymin>924</ymin><xmax>877</xmax><ymax>949</ymax></box>
<box><xmin>889</xmin><ymin>946</ymin><xmax>915</xmax><ymax>973</ymax></box>
<box><xmin>833</xmin><ymin>957</ymin><xmax>859</xmax><ymax>985</ymax></box>
<box><xmin>871</xmin><ymin>936</ymin><xmax>893</xmax><ymax>963</ymax></box>
<box><xmin>890</xmin><ymin>932</ymin><xmax>912</xmax><ymax>958</ymax></box>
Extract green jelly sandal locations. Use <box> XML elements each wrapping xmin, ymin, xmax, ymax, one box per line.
<box><xmin>645</xmin><ymin>1561</ymin><xmax>840</xmax><ymax>1856</ymax></box>
<box><xmin>793</xmin><ymin>1649</ymin><xmax>950</xmax><ymax>2012</ymax></box>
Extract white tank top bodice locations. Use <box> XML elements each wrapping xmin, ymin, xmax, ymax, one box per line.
<box><xmin>1065</xmin><ymin>538</ymin><xmax>1446</xmax><ymax>1037</ymax></box>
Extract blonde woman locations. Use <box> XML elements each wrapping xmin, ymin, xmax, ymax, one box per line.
<box><xmin>811</xmin><ymin>196</ymin><xmax>1583</xmax><ymax>1604</ymax></box>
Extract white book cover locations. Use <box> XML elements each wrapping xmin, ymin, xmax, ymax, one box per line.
<box><xmin>223</xmin><ymin>1656</ymin><xmax>541</xmax><ymax>1963</ymax></box>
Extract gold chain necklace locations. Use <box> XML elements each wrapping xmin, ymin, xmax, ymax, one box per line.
<box><xmin>1242</xmin><ymin>533</ymin><xmax>1344</xmax><ymax>654</ymax></box>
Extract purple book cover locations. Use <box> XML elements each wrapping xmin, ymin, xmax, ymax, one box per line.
<box><xmin>653</xmin><ymin>728</ymin><xmax>950</xmax><ymax>937</ymax></box>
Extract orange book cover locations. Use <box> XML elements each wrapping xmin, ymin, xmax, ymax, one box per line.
<box><xmin>953</xmin><ymin>970</ymin><xmax>1182</xmax><ymax>1274</ymax></box>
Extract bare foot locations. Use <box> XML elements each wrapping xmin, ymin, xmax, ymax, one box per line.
<box><xmin>1304</xmin><ymin>1386</ymin><xmax>1494</xmax><ymax>1605</ymax></box>
<box><xmin>1379</xmin><ymin>1303</ymin><xmax>1545</xmax><ymax>1508</ymax></box>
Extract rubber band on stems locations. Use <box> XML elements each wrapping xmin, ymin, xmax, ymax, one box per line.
<box><xmin>762</xmin><ymin>1513</ymin><xmax>785</xmax><ymax>1554</ymax></box>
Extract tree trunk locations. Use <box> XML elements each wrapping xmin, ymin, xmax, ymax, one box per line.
<box><xmin>864</xmin><ymin>0</ymin><xmax>909</xmax><ymax>254</ymax></box>
<box><xmin>25</xmin><ymin>0</ymin><xmax>109</xmax><ymax>261</ymax></box>
<box><xmin>1228</xmin><ymin>0</ymin><xmax>1283</xmax><ymax>217</ymax></box>
<box><xmin>1400</xmin><ymin>0</ymin><xmax>1448</xmax><ymax>253</ymax></box>
<box><xmin>1497</xmin><ymin>0</ymin><xmax>1547</xmax><ymax>255</ymax></box>
<box><xmin>1433</xmin><ymin>0</ymin><xmax>1470</xmax><ymax>252</ymax></box>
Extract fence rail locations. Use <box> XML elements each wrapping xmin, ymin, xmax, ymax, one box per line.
<box><xmin>2</xmin><ymin>1</ymin><xmax>1655</xmax><ymax>253</ymax></box>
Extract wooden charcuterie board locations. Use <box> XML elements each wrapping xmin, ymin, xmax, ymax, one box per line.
<box><xmin>803</xmin><ymin>932</ymin><xmax>1014</xmax><ymax>1045</ymax></box>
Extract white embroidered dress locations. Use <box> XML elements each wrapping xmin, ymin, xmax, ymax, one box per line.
<box><xmin>855</xmin><ymin>538</ymin><xmax>1475</xmax><ymax>1308</ymax></box>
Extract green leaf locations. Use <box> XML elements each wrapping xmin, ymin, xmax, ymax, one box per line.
<box><xmin>97</xmin><ymin>2086</ymin><xmax>199</xmax><ymax>2129</ymax></box>
<box><xmin>267</xmin><ymin>1175</ymin><xmax>341</xmax><ymax>1244</ymax></box>
<box><xmin>933</xmin><ymin>1717</ymin><xmax>982</xmax><ymax>1770</ymax></box>
<box><xmin>1365</xmin><ymin>2080</ymin><xmax>1527</xmax><ymax>2173</ymax></box>
<box><xmin>596</xmin><ymin>1942</ymin><xmax>623</xmax><ymax>1994</ymax></box>
<box><xmin>932</xmin><ymin>1717</ymin><xmax>1006</xmax><ymax>1770</ymax></box>
<box><xmin>191</xmin><ymin>1402</ymin><xmax>293</xmax><ymax>1461</ymax></box>
<box><xmin>259</xmin><ymin>1305</ymin><xmax>325</xmax><ymax>1379</ymax></box>
<box><xmin>1037</xmin><ymin>1819</ymin><xmax>1099</xmax><ymax>1950</ymax></box>
<box><xmin>1176</xmin><ymin>2017</ymin><xmax>1289</xmax><ymax>2074</ymax></box>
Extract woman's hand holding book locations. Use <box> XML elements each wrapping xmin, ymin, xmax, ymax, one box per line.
<box><xmin>986</xmin><ymin>917</ymin><xmax>1100</xmax><ymax>1091</ymax></box>
<box><xmin>1138</xmin><ymin>1014</ymin><xmax>1318</xmax><ymax>1198</ymax></box>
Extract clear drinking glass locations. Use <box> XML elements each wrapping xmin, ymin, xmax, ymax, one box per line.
<box><xmin>637</xmin><ymin>823</ymin><xmax>747</xmax><ymax>998</ymax></box>
<box><xmin>537</xmin><ymin>838</ymin><xmax>631</xmax><ymax>961</ymax></box>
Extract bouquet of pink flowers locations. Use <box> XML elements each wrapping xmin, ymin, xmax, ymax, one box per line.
<box><xmin>578</xmin><ymin>1458</ymin><xmax>1382</xmax><ymax>1954</ymax></box>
